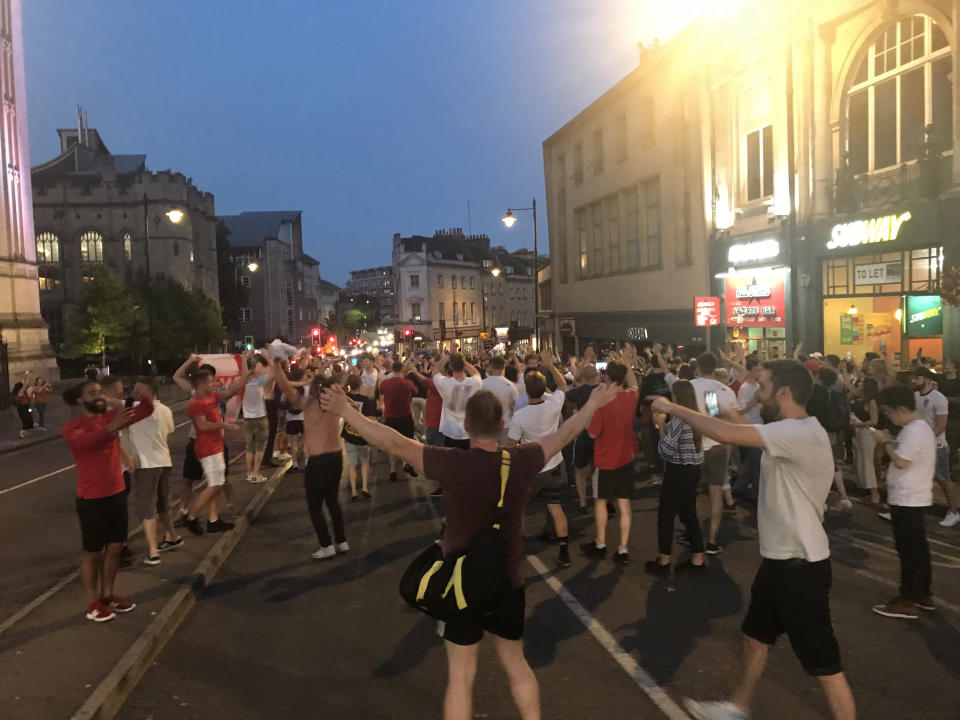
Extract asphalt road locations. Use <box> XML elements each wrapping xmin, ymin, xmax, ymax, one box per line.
<box><xmin>108</xmin><ymin>455</ymin><xmax>960</xmax><ymax>720</ymax></box>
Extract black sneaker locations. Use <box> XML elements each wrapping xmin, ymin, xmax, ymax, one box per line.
<box><xmin>613</xmin><ymin>551</ymin><xmax>630</xmax><ymax>565</ymax></box>
<box><xmin>403</xmin><ymin>464</ymin><xmax>418</xmax><ymax>477</ymax></box>
<box><xmin>675</xmin><ymin>559</ymin><xmax>707</xmax><ymax>573</ymax></box>
<box><xmin>186</xmin><ymin>517</ymin><xmax>204</xmax><ymax>536</ymax></box>
<box><xmin>207</xmin><ymin>518</ymin><xmax>235</xmax><ymax>533</ymax></box>
<box><xmin>580</xmin><ymin>541</ymin><xmax>607</xmax><ymax>558</ymax></box>
<box><xmin>557</xmin><ymin>545</ymin><xmax>571</xmax><ymax>568</ymax></box>
<box><xmin>158</xmin><ymin>538</ymin><xmax>183</xmax><ymax>552</ymax></box>
<box><xmin>143</xmin><ymin>555</ymin><xmax>161</xmax><ymax>566</ymax></box>
<box><xmin>644</xmin><ymin>559</ymin><xmax>671</xmax><ymax>576</ymax></box>
<box><xmin>705</xmin><ymin>542</ymin><xmax>724</xmax><ymax>555</ymax></box>
<box><xmin>389</xmin><ymin>471</ymin><xmax>399</xmax><ymax>483</ymax></box>
<box><xmin>430</xmin><ymin>487</ymin><xmax>443</xmax><ymax>497</ymax></box>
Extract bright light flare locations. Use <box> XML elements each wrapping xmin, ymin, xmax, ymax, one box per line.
<box><xmin>502</xmin><ymin>211</ymin><xmax>517</xmax><ymax>228</ymax></box>
<box><xmin>166</xmin><ymin>209</ymin><xmax>184</xmax><ymax>224</ymax></box>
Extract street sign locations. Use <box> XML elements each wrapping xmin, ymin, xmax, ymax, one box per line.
<box><xmin>559</xmin><ymin>318</ymin><xmax>576</xmax><ymax>337</ymax></box>
<box><xmin>626</xmin><ymin>327</ymin><xmax>648</xmax><ymax>340</ymax></box>
<box><xmin>694</xmin><ymin>297</ymin><xmax>720</xmax><ymax>327</ymax></box>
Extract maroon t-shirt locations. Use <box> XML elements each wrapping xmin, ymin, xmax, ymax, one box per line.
<box><xmin>423</xmin><ymin>443</ymin><xmax>545</xmax><ymax>588</ymax></box>
<box><xmin>380</xmin><ymin>375</ymin><xmax>417</xmax><ymax>419</ymax></box>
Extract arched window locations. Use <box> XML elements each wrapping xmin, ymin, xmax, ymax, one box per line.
<box><xmin>846</xmin><ymin>15</ymin><xmax>952</xmax><ymax>174</ymax></box>
<box><xmin>80</xmin><ymin>231</ymin><xmax>103</xmax><ymax>264</ymax></box>
<box><xmin>36</xmin><ymin>231</ymin><xmax>59</xmax><ymax>264</ymax></box>
<box><xmin>122</xmin><ymin>232</ymin><xmax>132</xmax><ymax>261</ymax></box>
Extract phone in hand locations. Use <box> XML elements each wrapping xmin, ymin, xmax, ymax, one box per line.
<box><xmin>595</xmin><ymin>361</ymin><xmax>608</xmax><ymax>372</ymax></box>
<box><xmin>705</xmin><ymin>391</ymin><xmax>719</xmax><ymax>417</ymax></box>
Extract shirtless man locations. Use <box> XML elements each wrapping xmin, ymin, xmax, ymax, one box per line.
<box><xmin>274</xmin><ymin>358</ymin><xmax>348</xmax><ymax>559</ymax></box>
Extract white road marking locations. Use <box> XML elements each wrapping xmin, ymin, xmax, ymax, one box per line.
<box><xmin>854</xmin><ymin>568</ymin><xmax>960</xmax><ymax>614</ymax></box>
<box><xmin>526</xmin><ymin>553</ymin><xmax>691</xmax><ymax>720</ymax></box>
<box><xmin>0</xmin><ymin>420</ymin><xmax>192</xmax><ymax>497</ymax></box>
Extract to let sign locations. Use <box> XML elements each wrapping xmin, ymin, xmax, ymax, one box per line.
<box><xmin>694</xmin><ymin>297</ymin><xmax>720</xmax><ymax>327</ymax></box>
<box><xmin>854</xmin><ymin>261</ymin><xmax>902</xmax><ymax>286</ymax></box>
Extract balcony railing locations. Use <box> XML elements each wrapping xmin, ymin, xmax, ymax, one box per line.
<box><xmin>835</xmin><ymin>152</ymin><xmax>951</xmax><ymax>215</ymax></box>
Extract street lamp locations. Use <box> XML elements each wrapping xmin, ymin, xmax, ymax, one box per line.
<box><xmin>480</xmin><ymin>266</ymin><xmax>502</xmax><ymax>343</ymax></box>
<box><xmin>247</xmin><ymin>261</ymin><xmax>259</xmax><ymax>273</ymax></box>
<box><xmin>165</xmin><ymin>208</ymin><xmax>184</xmax><ymax>224</ymax></box>
<box><xmin>142</xmin><ymin>193</ymin><xmax>186</xmax><ymax>370</ymax></box>
<box><xmin>502</xmin><ymin>198</ymin><xmax>538</xmax><ymax>347</ymax></box>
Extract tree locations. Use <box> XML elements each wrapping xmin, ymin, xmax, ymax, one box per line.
<box><xmin>63</xmin><ymin>267</ymin><xmax>137</xmax><ymax>366</ymax></box>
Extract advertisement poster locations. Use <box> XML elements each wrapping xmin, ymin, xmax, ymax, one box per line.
<box><xmin>840</xmin><ymin>314</ymin><xmax>853</xmax><ymax>344</ymax></box>
<box><xmin>906</xmin><ymin>295</ymin><xmax>943</xmax><ymax>336</ymax></box>
<box><xmin>724</xmin><ymin>269</ymin><xmax>787</xmax><ymax>327</ymax></box>
<box><xmin>694</xmin><ymin>297</ymin><xmax>720</xmax><ymax>327</ymax></box>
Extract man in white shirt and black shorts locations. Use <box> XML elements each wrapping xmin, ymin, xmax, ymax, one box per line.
<box><xmin>508</xmin><ymin>348</ymin><xmax>570</xmax><ymax>568</ymax></box>
<box><xmin>652</xmin><ymin>359</ymin><xmax>856</xmax><ymax>720</ymax></box>
<box><xmin>913</xmin><ymin>367</ymin><xmax>959</xmax><ymax>527</ymax></box>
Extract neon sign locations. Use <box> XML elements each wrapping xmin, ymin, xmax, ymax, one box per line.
<box><xmin>827</xmin><ymin>211</ymin><xmax>911</xmax><ymax>250</ymax></box>
<box><xmin>728</xmin><ymin>239</ymin><xmax>780</xmax><ymax>264</ymax></box>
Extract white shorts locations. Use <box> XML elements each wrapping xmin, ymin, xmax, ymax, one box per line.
<box><xmin>199</xmin><ymin>453</ymin><xmax>227</xmax><ymax>488</ymax></box>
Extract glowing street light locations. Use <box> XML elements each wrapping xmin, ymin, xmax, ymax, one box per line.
<box><xmin>490</xmin><ymin>267</ymin><xmax>501</xmax><ymax>277</ymax></box>
<box><xmin>502</xmin><ymin>200</ymin><xmax>539</xmax><ymax>346</ymax></box>
<box><xmin>165</xmin><ymin>208</ymin><xmax>185</xmax><ymax>224</ymax></box>
<box><xmin>501</xmin><ymin>210</ymin><xmax>517</xmax><ymax>228</ymax></box>
<box><xmin>247</xmin><ymin>261</ymin><xmax>259</xmax><ymax>272</ymax></box>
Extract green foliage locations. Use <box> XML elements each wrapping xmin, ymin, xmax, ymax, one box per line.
<box><xmin>63</xmin><ymin>267</ymin><xmax>136</xmax><ymax>361</ymax></box>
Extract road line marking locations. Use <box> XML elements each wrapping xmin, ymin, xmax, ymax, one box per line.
<box><xmin>526</xmin><ymin>553</ymin><xmax>691</xmax><ymax>720</ymax></box>
<box><xmin>837</xmin><ymin>533</ymin><xmax>960</xmax><ymax>569</ymax></box>
<box><xmin>0</xmin><ymin>421</ymin><xmax>192</xmax><ymax>497</ymax></box>
<box><xmin>854</xmin><ymin>568</ymin><xmax>960</xmax><ymax>614</ymax></box>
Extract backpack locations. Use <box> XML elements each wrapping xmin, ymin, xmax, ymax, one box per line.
<box><xmin>399</xmin><ymin>450</ymin><xmax>513</xmax><ymax>622</ymax></box>
<box><xmin>821</xmin><ymin>387</ymin><xmax>851</xmax><ymax>433</ymax></box>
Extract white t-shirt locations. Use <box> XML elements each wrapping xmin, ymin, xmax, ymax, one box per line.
<box><xmin>242</xmin><ymin>373</ymin><xmax>270</xmax><ymax>419</ymax></box>
<box><xmin>755</xmin><ymin>417</ymin><xmax>833</xmax><ymax>562</ymax></box>
<box><xmin>887</xmin><ymin>419</ymin><xmax>936</xmax><ymax>507</ymax></box>
<box><xmin>482</xmin><ymin>374</ymin><xmax>519</xmax><ymax>424</ymax></box>
<box><xmin>691</xmin><ymin>377</ymin><xmax>738</xmax><ymax>451</ymax></box>
<box><xmin>737</xmin><ymin>381</ymin><xmax>763</xmax><ymax>425</ymax></box>
<box><xmin>360</xmin><ymin>368</ymin><xmax>379</xmax><ymax>389</ymax></box>
<box><xmin>915</xmin><ymin>389</ymin><xmax>949</xmax><ymax>448</ymax></box>
<box><xmin>127</xmin><ymin>400</ymin><xmax>175</xmax><ymax>469</ymax></box>
<box><xmin>508</xmin><ymin>389</ymin><xmax>565</xmax><ymax>471</ymax></box>
<box><xmin>434</xmin><ymin>374</ymin><xmax>483</xmax><ymax>440</ymax></box>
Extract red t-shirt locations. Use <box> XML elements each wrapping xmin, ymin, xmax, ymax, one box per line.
<box><xmin>728</xmin><ymin>379</ymin><xmax>742</xmax><ymax>396</ymax></box>
<box><xmin>423</xmin><ymin>377</ymin><xmax>442</xmax><ymax>429</ymax></box>
<box><xmin>380</xmin><ymin>376</ymin><xmax>417</xmax><ymax>419</ymax></box>
<box><xmin>423</xmin><ymin>443</ymin><xmax>545</xmax><ymax>588</ymax></box>
<box><xmin>62</xmin><ymin>398</ymin><xmax>155</xmax><ymax>499</ymax></box>
<box><xmin>188</xmin><ymin>392</ymin><xmax>225</xmax><ymax>459</ymax></box>
<box><xmin>588</xmin><ymin>388</ymin><xmax>639</xmax><ymax>470</ymax></box>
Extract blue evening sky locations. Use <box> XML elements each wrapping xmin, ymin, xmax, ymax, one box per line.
<box><xmin>22</xmin><ymin>1</ymin><xmax>699</xmax><ymax>286</ymax></box>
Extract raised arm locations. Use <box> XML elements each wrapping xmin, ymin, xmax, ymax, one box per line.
<box><xmin>540</xmin><ymin>348</ymin><xmax>567</xmax><ymax>392</ymax></box>
<box><xmin>650</xmin><ymin>396</ymin><xmax>764</xmax><ymax>448</ymax></box>
<box><xmin>272</xmin><ymin>358</ymin><xmax>307</xmax><ymax>410</ymax></box>
<box><xmin>463</xmin><ymin>359</ymin><xmax>479</xmax><ymax>377</ymax></box>
<box><xmin>320</xmin><ymin>384</ymin><xmax>424</xmax><ymax>472</ymax></box>
<box><xmin>537</xmin><ymin>382</ymin><xmax>620</xmax><ymax>461</ymax></box>
<box><xmin>173</xmin><ymin>354</ymin><xmax>199</xmax><ymax>393</ymax></box>
<box><xmin>220</xmin><ymin>351</ymin><xmax>254</xmax><ymax>401</ymax></box>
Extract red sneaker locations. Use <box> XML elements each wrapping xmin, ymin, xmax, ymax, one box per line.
<box><xmin>102</xmin><ymin>595</ymin><xmax>136</xmax><ymax>613</ymax></box>
<box><xmin>85</xmin><ymin>601</ymin><xmax>116</xmax><ymax>623</ymax></box>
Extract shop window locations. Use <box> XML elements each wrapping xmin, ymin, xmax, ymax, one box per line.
<box><xmin>909</xmin><ymin>246</ymin><xmax>943</xmax><ymax>291</ymax></box>
<box><xmin>846</xmin><ymin>14</ymin><xmax>952</xmax><ymax>174</ymax></box>
<box><xmin>823</xmin><ymin>258</ymin><xmax>851</xmax><ymax>296</ymax></box>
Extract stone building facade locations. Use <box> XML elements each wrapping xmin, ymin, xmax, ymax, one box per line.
<box><xmin>31</xmin><ymin>126</ymin><xmax>218</xmax><ymax>350</ymax></box>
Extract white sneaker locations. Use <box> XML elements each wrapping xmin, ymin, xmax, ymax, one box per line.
<box><xmin>939</xmin><ymin>511</ymin><xmax>960</xmax><ymax>527</ymax></box>
<box><xmin>683</xmin><ymin>698</ymin><xmax>750</xmax><ymax>720</ymax></box>
<box><xmin>247</xmin><ymin>474</ymin><xmax>268</xmax><ymax>484</ymax></box>
<box><xmin>311</xmin><ymin>545</ymin><xmax>336</xmax><ymax>560</ymax></box>
<box><xmin>878</xmin><ymin>511</ymin><xmax>892</xmax><ymax>521</ymax></box>
<box><xmin>336</xmin><ymin>541</ymin><xmax>350</xmax><ymax>554</ymax></box>
<box><xmin>830</xmin><ymin>498</ymin><xmax>853</xmax><ymax>512</ymax></box>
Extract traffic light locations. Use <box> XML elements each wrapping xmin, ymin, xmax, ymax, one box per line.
<box><xmin>403</xmin><ymin>328</ymin><xmax>412</xmax><ymax>338</ymax></box>
<box><xmin>311</xmin><ymin>328</ymin><xmax>320</xmax><ymax>339</ymax></box>
<box><xmin>245</xmin><ymin>343</ymin><xmax>253</xmax><ymax>351</ymax></box>
<box><xmin>329</xmin><ymin>335</ymin><xmax>337</xmax><ymax>344</ymax></box>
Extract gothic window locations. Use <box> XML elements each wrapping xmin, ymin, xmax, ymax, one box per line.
<box><xmin>36</xmin><ymin>232</ymin><xmax>60</xmax><ymax>264</ymax></box>
<box><xmin>122</xmin><ymin>232</ymin><xmax>132</xmax><ymax>261</ymax></box>
<box><xmin>80</xmin><ymin>231</ymin><xmax>104</xmax><ymax>264</ymax></box>
<box><xmin>846</xmin><ymin>15</ymin><xmax>952</xmax><ymax>174</ymax></box>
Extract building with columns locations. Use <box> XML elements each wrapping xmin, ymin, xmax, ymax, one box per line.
<box><xmin>544</xmin><ymin>0</ymin><xmax>960</xmax><ymax>365</ymax></box>
<box><xmin>0</xmin><ymin>0</ymin><xmax>57</xmax><ymax>386</ymax></box>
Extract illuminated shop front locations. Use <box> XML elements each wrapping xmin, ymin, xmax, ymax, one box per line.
<box><xmin>818</xmin><ymin>206</ymin><xmax>944</xmax><ymax>364</ymax></box>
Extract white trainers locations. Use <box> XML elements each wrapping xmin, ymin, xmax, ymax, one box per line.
<box><xmin>247</xmin><ymin>474</ymin><xmax>268</xmax><ymax>484</ymax></box>
<box><xmin>830</xmin><ymin>498</ymin><xmax>853</xmax><ymax>512</ymax></box>
<box><xmin>311</xmin><ymin>545</ymin><xmax>336</xmax><ymax>560</ymax></box>
<box><xmin>939</xmin><ymin>511</ymin><xmax>960</xmax><ymax>527</ymax></box>
<box><xmin>683</xmin><ymin>698</ymin><xmax>750</xmax><ymax>720</ymax></box>
<box><xmin>878</xmin><ymin>511</ymin><xmax>892</xmax><ymax>521</ymax></box>
<box><xmin>335</xmin><ymin>541</ymin><xmax>350</xmax><ymax>554</ymax></box>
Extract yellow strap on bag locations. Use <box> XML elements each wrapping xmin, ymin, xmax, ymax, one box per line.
<box><xmin>492</xmin><ymin>449</ymin><xmax>510</xmax><ymax>530</ymax></box>
<box><xmin>416</xmin><ymin>560</ymin><xmax>445</xmax><ymax>602</ymax></box>
<box><xmin>440</xmin><ymin>555</ymin><xmax>468</xmax><ymax>610</ymax></box>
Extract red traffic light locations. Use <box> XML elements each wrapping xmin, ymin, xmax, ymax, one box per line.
<box><xmin>329</xmin><ymin>335</ymin><xmax>337</xmax><ymax>344</ymax></box>
<box><xmin>311</xmin><ymin>327</ymin><xmax>320</xmax><ymax>338</ymax></box>
<box><xmin>403</xmin><ymin>328</ymin><xmax>412</xmax><ymax>337</ymax></box>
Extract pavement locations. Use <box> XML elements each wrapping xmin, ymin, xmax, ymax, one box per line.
<box><xmin>2</xmin><ymin>423</ymin><xmax>959</xmax><ymax>719</ymax></box>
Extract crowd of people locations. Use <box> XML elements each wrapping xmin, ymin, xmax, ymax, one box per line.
<box><xmin>10</xmin><ymin>370</ymin><xmax>53</xmax><ymax>437</ymax></box>
<box><xmin>56</xmin><ymin>337</ymin><xmax>960</xmax><ymax>720</ymax></box>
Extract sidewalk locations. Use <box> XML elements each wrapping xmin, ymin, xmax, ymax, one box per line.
<box><xmin>0</xmin><ymin>379</ymin><xmax>190</xmax><ymax>454</ymax></box>
<box><xmin>0</xmin><ymin>459</ymin><xmax>291</xmax><ymax>720</ymax></box>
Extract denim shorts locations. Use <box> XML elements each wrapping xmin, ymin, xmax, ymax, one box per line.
<box><xmin>936</xmin><ymin>446</ymin><xmax>951</xmax><ymax>480</ymax></box>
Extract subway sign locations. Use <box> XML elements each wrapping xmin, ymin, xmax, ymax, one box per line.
<box><xmin>827</xmin><ymin>211</ymin><xmax>911</xmax><ymax>250</ymax></box>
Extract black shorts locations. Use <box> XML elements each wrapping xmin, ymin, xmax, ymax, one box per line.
<box><xmin>385</xmin><ymin>415</ymin><xmax>415</xmax><ymax>438</ymax></box>
<box><xmin>573</xmin><ymin>432</ymin><xmax>594</xmax><ymax>469</ymax></box>
<box><xmin>741</xmin><ymin>558</ymin><xmax>841</xmax><ymax>676</ymax></box>
<box><xmin>438</xmin><ymin>586</ymin><xmax>525</xmax><ymax>646</ymax></box>
<box><xmin>286</xmin><ymin>419</ymin><xmax>304</xmax><ymax>435</ymax></box>
<box><xmin>529</xmin><ymin>468</ymin><xmax>563</xmax><ymax>504</ymax></box>
<box><xmin>443</xmin><ymin>435</ymin><xmax>470</xmax><ymax>450</ymax></box>
<box><xmin>76</xmin><ymin>492</ymin><xmax>128</xmax><ymax>552</ymax></box>
<box><xmin>597</xmin><ymin>462</ymin><xmax>635</xmax><ymax>500</ymax></box>
<box><xmin>182</xmin><ymin>438</ymin><xmax>203</xmax><ymax>481</ymax></box>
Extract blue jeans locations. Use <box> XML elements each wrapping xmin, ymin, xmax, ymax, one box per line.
<box><xmin>425</xmin><ymin>427</ymin><xmax>444</xmax><ymax>447</ymax></box>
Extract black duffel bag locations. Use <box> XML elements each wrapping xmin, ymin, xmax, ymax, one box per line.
<box><xmin>399</xmin><ymin>449</ymin><xmax>513</xmax><ymax>622</ymax></box>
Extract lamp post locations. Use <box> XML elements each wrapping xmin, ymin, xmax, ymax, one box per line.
<box><xmin>480</xmin><ymin>266</ymin><xmax>501</xmax><ymax>344</ymax></box>
<box><xmin>502</xmin><ymin>198</ymin><xmax>538</xmax><ymax>348</ymax></box>
<box><xmin>231</xmin><ymin>260</ymin><xmax>259</xmax><ymax>347</ymax></box>
<box><xmin>142</xmin><ymin>193</ymin><xmax>184</xmax><ymax>369</ymax></box>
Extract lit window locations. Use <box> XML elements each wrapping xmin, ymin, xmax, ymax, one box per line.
<box><xmin>38</xmin><ymin>276</ymin><xmax>60</xmax><ymax>292</ymax></box>
<box><xmin>122</xmin><ymin>232</ymin><xmax>132</xmax><ymax>261</ymax></box>
<box><xmin>846</xmin><ymin>14</ymin><xmax>952</xmax><ymax>173</ymax></box>
<box><xmin>746</xmin><ymin>125</ymin><xmax>774</xmax><ymax>201</ymax></box>
<box><xmin>80</xmin><ymin>231</ymin><xmax>103</xmax><ymax>264</ymax></box>
<box><xmin>37</xmin><ymin>232</ymin><xmax>60</xmax><ymax>264</ymax></box>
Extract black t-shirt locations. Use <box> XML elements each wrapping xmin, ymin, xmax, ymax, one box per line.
<box><xmin>342</xmin><ymin>391</ymin><xmax>378</xmax><ymax>445</ymax></box>
<box><xmin>640</xmin><ymin>371</ymin><xmax>671</xmax><ymax>402</ymax></box>
<box><xmin>935</xmin><ymin>374</ymin><xmax>960</xmax><ymax>398</ymax></box>
<box><xmin>566</xmin><ymin>383</ymin><xmax>593</xmax><ymax>410</ymax></box>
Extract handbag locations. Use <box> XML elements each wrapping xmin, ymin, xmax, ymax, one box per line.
<box><xmin>399</xmin><ymin>449</ymin><xmax>513</xmax><ymax>622</ymax></box>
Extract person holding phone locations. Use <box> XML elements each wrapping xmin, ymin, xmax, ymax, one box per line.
<box><xmin>690</xmin><ymin>353</ymin><xmax>738</xmax><ymax>555</ymax></box>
